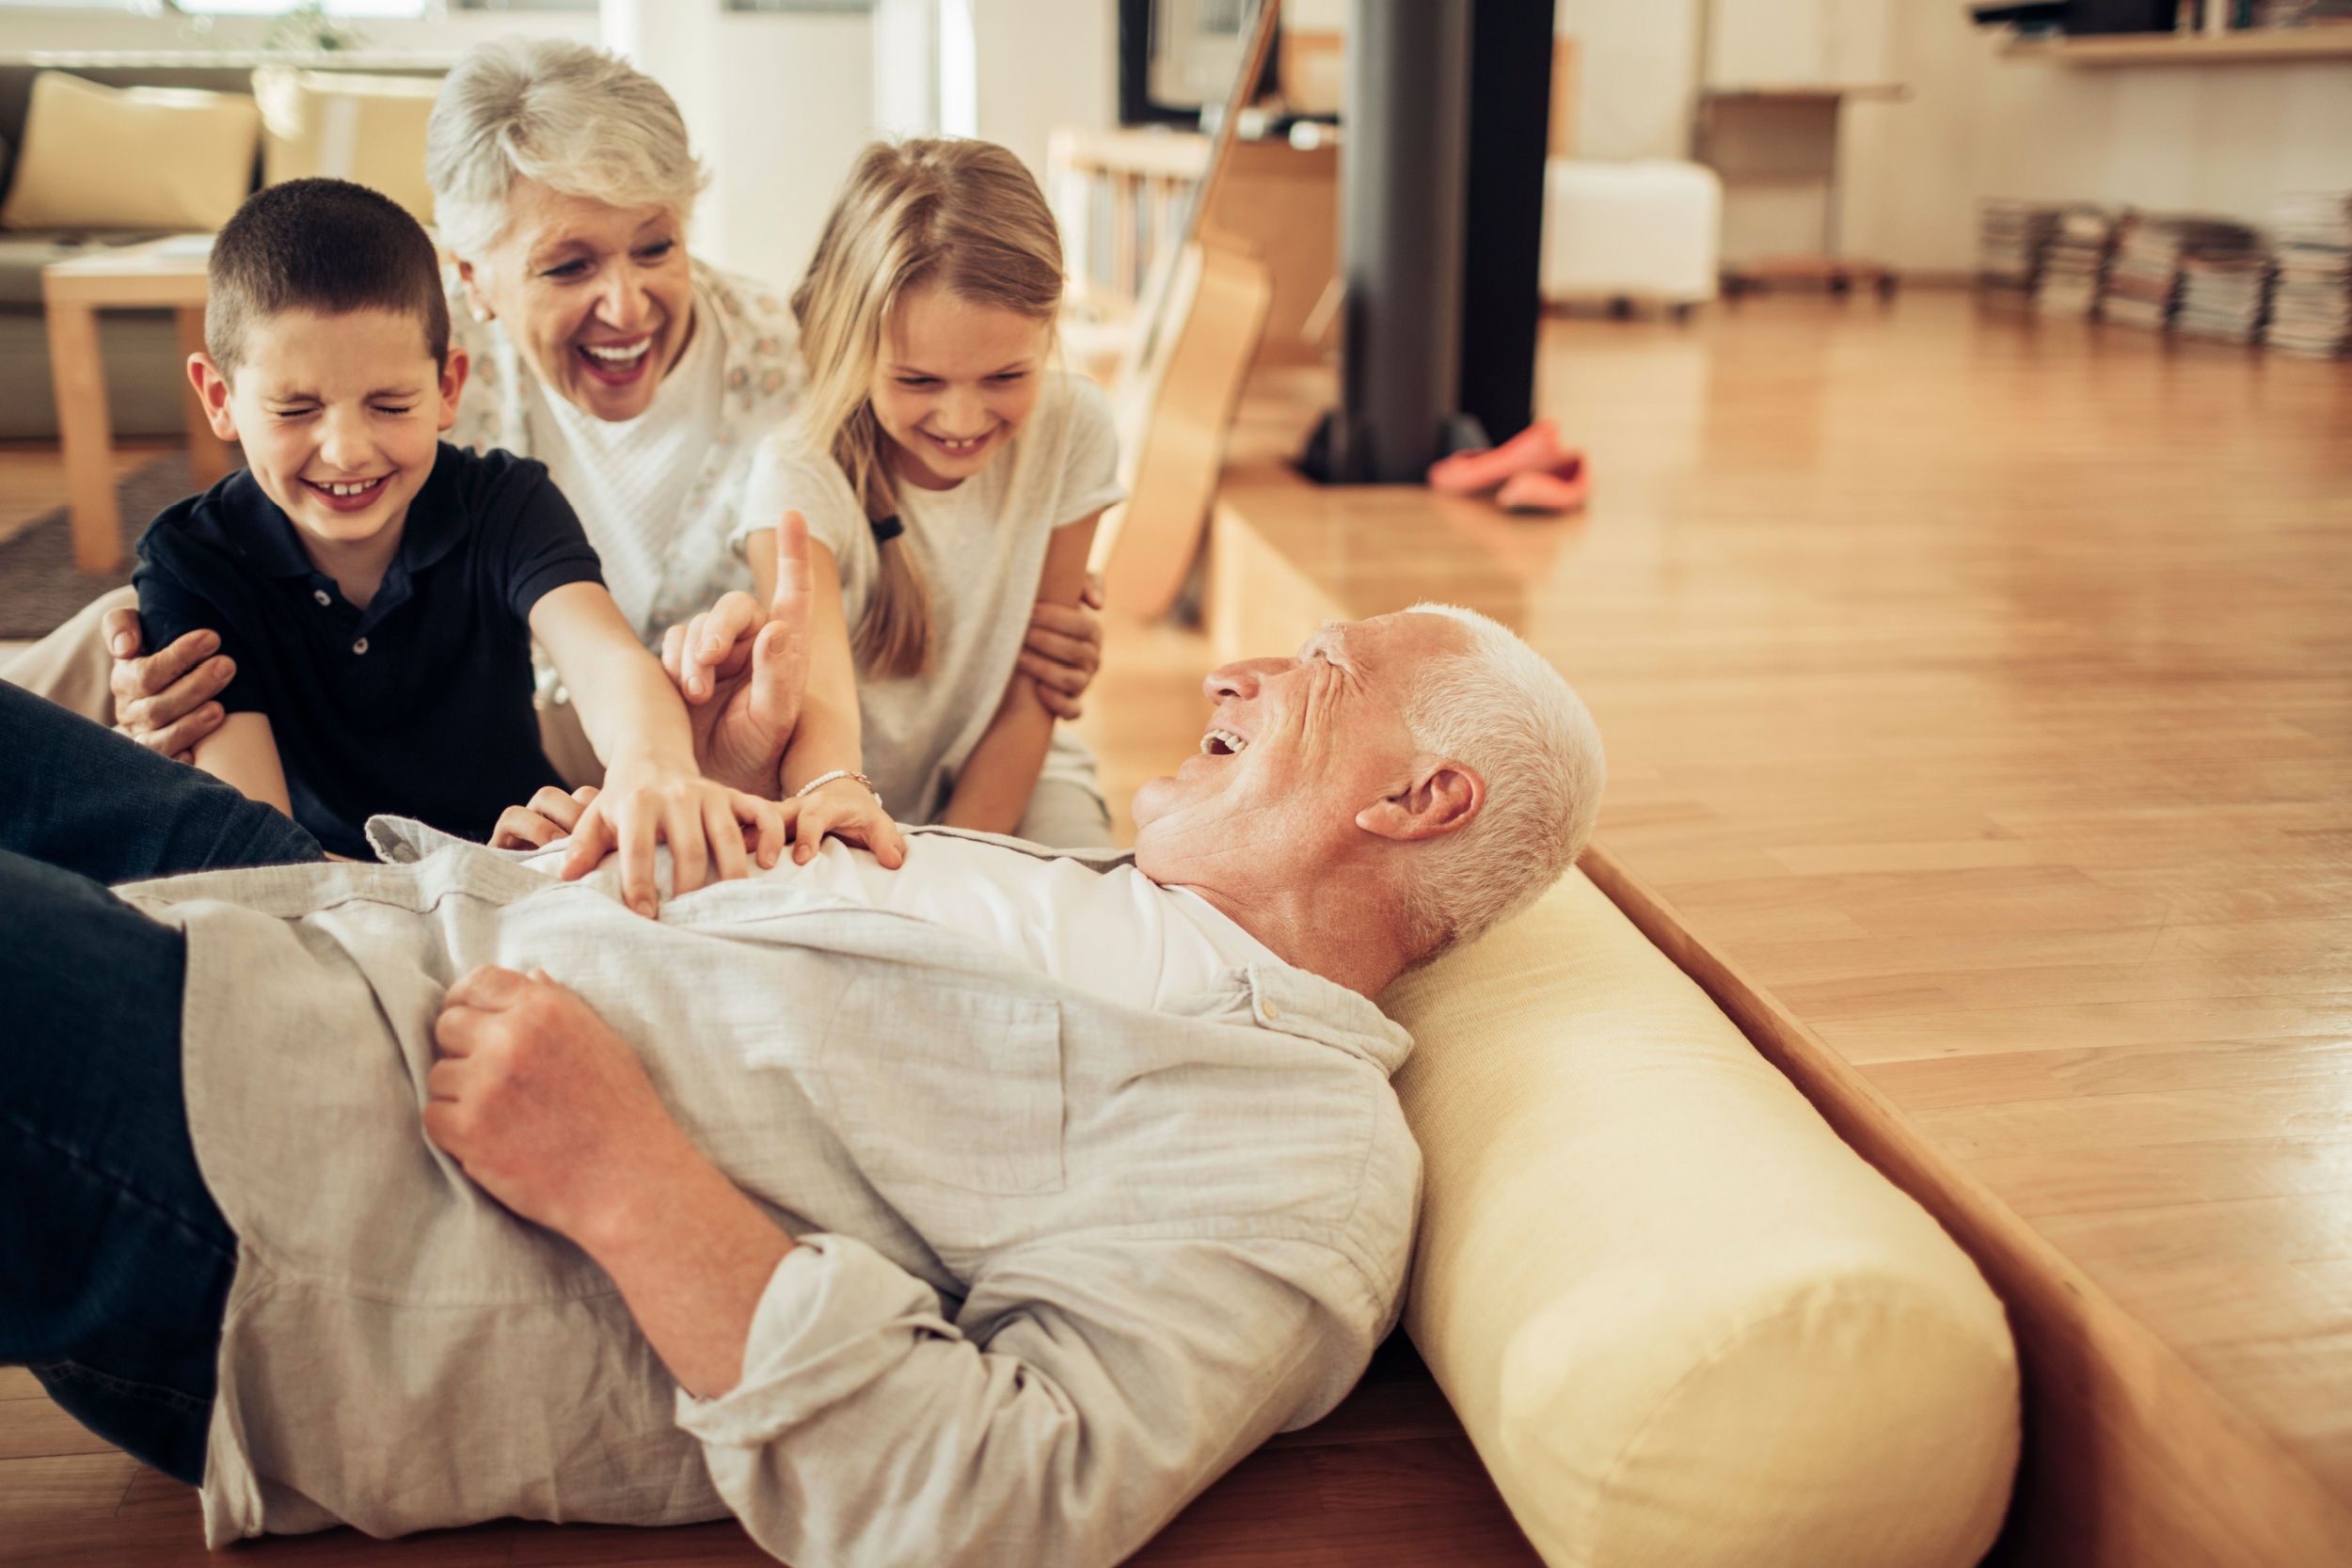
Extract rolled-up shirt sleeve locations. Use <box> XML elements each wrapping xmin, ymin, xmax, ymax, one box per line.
<box><xmin>676</xmin><ymin>1228</ymin><xmax>1375</xmax><ymax>1568</ymax></box>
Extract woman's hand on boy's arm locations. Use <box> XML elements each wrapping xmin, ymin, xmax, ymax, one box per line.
<box><xmin>103</xmin><ymin>608</ymin><xmax>233</xmax><ymax>761</ymax></box>
<box><xmin>1014</xmin><ymin>571</ymin><xmax>1106</xmax><ymax>721</ymax></box>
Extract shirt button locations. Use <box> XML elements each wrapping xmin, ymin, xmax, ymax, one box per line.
<box><xmin>1261</xmin><ymin>999</ymin><xmax>1281</xmax><ymax>1022</ymax></box>
<box><xmin>352</xmin><ymin>637</ymin><xmax>369</xmax><ymax>656</ymax></box>
<box><xmin>313</xmin><ymin>589</ymin><xmax>331</xmax><ymax>607</ymax></box>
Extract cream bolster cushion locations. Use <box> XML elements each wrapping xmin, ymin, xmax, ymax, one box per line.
<box><xmin>1380</xmin><ymin>870</ymin><xmax>2021</xmax><ymax>1568</ymax></box>
<box><xmin>0</xmin><ymin>71</ymin><xmax>261</xmax><ymax>232</ymax></box>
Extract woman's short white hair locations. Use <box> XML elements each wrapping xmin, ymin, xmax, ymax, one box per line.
<box><xmin>426</xmin><ymin>37</ymin><xmax>707</xmax><ymax>261</ymax></box>
<box><xmin>1395</xmin><ymin>604</ymin><xmax>1606</xmax><ymax>960</ymax></box>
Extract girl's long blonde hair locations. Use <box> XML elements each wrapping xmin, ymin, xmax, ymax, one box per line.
<box><xmin>789</xmin><ymin>138</ymin><xmax>1066</xmax><ymax>678</ymax></box>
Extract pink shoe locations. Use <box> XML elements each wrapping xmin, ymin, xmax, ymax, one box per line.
<box><xmin>1495</xmin><ymin>453</ymin><xmax>1590</xmax><ymax>515</ymax></box>
<box><xmin>1427</xmin><ymin>420</ymin><xmax>1573</xmax><ymax>495</ymax></box>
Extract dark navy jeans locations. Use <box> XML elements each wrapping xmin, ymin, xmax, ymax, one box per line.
<box><xmin>0</xmin><ymin>681</ymin><xmax>321</xmax><ymax>1482</ymax></box>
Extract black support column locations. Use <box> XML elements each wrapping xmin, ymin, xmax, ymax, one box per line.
<box><xmin>1458</xmin><ymin>0</ymin><xmax>1557</xmax><ymax>446</ymax></box>
<box><xmin>1336</xmin><ymin>0</ymin><xmax>1473</xmax><ymax>483</ymax></box>
<box><xmin>1330</xmin><ymin>0</ymin><xmax>1553</xmax><ymax>483</ymax></box>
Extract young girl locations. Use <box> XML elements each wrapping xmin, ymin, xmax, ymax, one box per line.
<box><xmin>680</xmin><ymin>138</ymin><xmax>1122</xmax><ymax>860</ymax></box>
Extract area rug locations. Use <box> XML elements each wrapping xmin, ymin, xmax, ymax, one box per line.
<box><xmin>0</xmin><ymin>453</ymin><xmax>205</xmax><ymax>638</ymax></box>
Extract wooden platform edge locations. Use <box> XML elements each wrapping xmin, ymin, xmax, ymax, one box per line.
<box><xmin>1575</xmin><ymin>837</ymin><xmax>2352</xmax><ymax>1568</ymax></box>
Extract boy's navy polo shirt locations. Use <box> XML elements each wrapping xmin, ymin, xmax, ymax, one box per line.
<box><xmin>134</xmin><ymin>444</ymin><xmax>605</xmax><ymax>859</ymax></box>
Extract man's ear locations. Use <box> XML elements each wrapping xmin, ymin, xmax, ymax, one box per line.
<box><xmin>1356</xmin><ymin>758</ymin><xmax>1484</xmax><ymax>844</ymax></box>
<box><xmin>437</xmin><ymin>346</ymin><xmax>471</xmax><ymax>434</ymax></box>
<box><xmin>186</xmin><ymin>354</ymin><xmax>237</xmax><ymax>442</ymax></box>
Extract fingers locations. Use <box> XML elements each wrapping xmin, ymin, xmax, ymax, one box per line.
<box><xmin>131</xmin><ymin>628</ymin><xmax>222</xmax><ymax>696</ymax></box>
<box><xmin>1026</xmin><ymin>673</ymin><xmax>1084</xmax><ymax>721</ymax></box>
<box><xmin>703</xmin><ymin>792</ymin><xmax>750</xmax><ymax>883</ymax></box>
<box><xmin>1082</xmin><ymin>570</ymin><xmax>1105</xmax><ymax>610</ymax></box>
<box><xmin>691</xmin><ymin>594</ymin><xmax>766</xmax><ymax>697</ymax></box>
<box><xmin>491</xmin><ymin>803</ymin><xmax>563</xmax><ymax>851</ymax></box>
<box><xmin>1015</xmin><ymin>649</ymin><xmax>1090</xmax><ymax>698</ymax></box>
<box><xmin>103</xmin><ymin>607</ymin><xmax>146</xmax><ymax>659</ymax></box>
<box><xmin>617</xmin><ymin>797</ymin><xmax>660</xmax><ymax>919</ymax></box>
<box><xmin>735</xmin><ymin>792</ymin><xmax>787</xmax><ymax>869</ymax></box>
<box><xmin>873</xmin><ymin>816</ymin><xmax>908</xmax><ymax>870</ymax></box>
<box><xmin>1022</xmin><ymin>622</ymin><xmax>1099</xmax><ymax>673</ymax></box>
<box><xmin>661</xmin><ymin>623</ymin><xmax>691</xmax><ymax>692</ymax></box>
<box><xmin>559</xmin><ymin>797</ymin><xmax>618</xmax><ymax>883</ymax></box>
<box><xmin>534</xmin><ymin>784</ymin><xmax>593</xmax><ymax>833</ymax></box>
<box><xmin>141</xmin><ymin>701</ymin><xmax>228</xmax><ymax>759</ymax></box>
<box><xmin>439</xmin><ymin>963</ymin><xmax>531</xmax><ymax>1029</ymax></box>
<box><xmin>666</xmin><ymin>793</ymin><xmax>710</xmax><ymax>897</ymax></box>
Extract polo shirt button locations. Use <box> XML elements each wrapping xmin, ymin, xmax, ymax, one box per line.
<box><xmin>313</xmin><ymin>589</ymin><xmax>331</xmax><ymax>607</ymax></box>
<box><xmin>352</xmin><ymin>637</ymin><xmax>369</xmax><ymax>656</ymax></box>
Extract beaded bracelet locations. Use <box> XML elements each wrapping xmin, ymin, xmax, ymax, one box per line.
<box><xmin>794</xmin><ymin>768</ymin><xmax>881</xmax><ymax>802</ymax></box>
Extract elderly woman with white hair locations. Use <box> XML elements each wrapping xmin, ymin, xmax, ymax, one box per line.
<box><xmin>10</xmin><ymin>37</ymin><xmax>1105</xmax><ymax>800</ymax></box>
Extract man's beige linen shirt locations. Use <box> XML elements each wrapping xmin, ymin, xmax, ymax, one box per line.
<box><xmin>119</xmin><ymin>825</ymin><xmax>1421</xmax><ymax>1568</ymax></box>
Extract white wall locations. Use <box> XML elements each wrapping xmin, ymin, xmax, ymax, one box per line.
<box><xmin>975</xmin><ymin>0</ymin><xmax>1114</xmax><ymax>184</ymax></box>
<box><xmin>713</xmin><ymin>8</ymin><xmax>875</xmax><ymax>293</ymax></box>
<box><xmin>1842</xmin><ymin>0</ymin><xmax>2352</xmax><ymax>271</ymax></box>
<box><xmin>1556</xmin><ymin>0</ymin><xmax>1702</xmax><ymax>162</ymax></box>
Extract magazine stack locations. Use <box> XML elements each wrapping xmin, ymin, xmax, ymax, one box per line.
<box><xmin>2265</xmin><ymin>191</ymin><xmax>2352</xmax><ymax>358</ymax></box>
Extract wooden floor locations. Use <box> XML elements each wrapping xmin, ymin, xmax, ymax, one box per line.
<box><xmin>1186</xmin><ymin>290</ymin><xmax>2352</xmax><ymax>1564</ymax></box>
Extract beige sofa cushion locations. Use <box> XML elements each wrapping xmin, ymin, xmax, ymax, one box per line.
<box><xmin>254</xmin><ymin>69</ymin><xmax>438</xmax><ymax>226</ymax></box>
<box><xmin>1381</xmin><ymin>870</ymin><xmax>2019</xmax><ymax>1568</ymax></box>
<box><xmin>0</xmin><ymin>71</ymin><xmax>260</xmax><ymax>232</ymax></box>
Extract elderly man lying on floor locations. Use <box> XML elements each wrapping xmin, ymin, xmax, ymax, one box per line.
<box><xmin>0</xmin><ymin>597</ymin><xmax>1602</xmax><ymax>1568</ymax></box>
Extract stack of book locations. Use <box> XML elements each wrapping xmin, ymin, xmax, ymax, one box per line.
<box><xmin>2177</xmin><ymin>248</ymin><xmax>2273</xmax><ymax>344</ymax></box>
<box><xmin>2035</xmin><ymin>206</ymin><xmax>2114</xmax><ymax>317</ymax></box>
<box><xmin>1979</xmin><ymin>200</ymin><xmax>2061</xmax><ymax>292</ymax></box>
<box><xmin>2101</xmin><ymin>214</ymin><xmax>2259</xmax><ymax>332</ymax></box>
<box><xmin>2265</xmin><ymin>191</ymin><xmax>2352</xmax><ymax>358</ymax></box>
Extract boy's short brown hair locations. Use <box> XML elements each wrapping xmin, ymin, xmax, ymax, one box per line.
<box><xmin>205</xmin><ymin>178</ymin><xmax>450</xmax><ymax>378</ymax></box>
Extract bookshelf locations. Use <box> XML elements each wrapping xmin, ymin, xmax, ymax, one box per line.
<box><xmin>2000</xmin><ymin>27</ymin><xmax>2352</xmax><ymax>66</ymax></box>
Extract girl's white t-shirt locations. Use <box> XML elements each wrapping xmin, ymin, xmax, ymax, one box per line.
<box><xmin>737</xmin><ymin>372</ymin><xmax>1125</xmax><ymax>826</ymax></box>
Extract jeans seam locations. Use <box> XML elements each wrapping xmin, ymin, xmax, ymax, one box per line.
<box><xmin>31</xmin><ymin>1358</ymin><xmax>213</xmax><ymax>1416</ymax></box>
<box><xmin>0</xmin><ymin>1106</ymin><xmax>237</xmax><ymax>1263</ymax></box>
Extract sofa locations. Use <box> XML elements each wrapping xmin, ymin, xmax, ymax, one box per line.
<box><xmin>0</xmin><ymin>61</ymin><xmax>438</xmax><ymax>439</ymax></box>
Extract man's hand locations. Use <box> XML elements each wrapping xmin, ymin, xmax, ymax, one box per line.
<box><xmin>105</xmin><ymin>608</ymin><xmax>233</xmax><ymax>760</ymax></box>
<box><xmin>660</xmin><ymin>515</ymin><xmax>814</xmax><ymax>796</ymax></box>
<box><xmin>1013</xmin><ymin>572</ymin><xmax>1105</xmax><ymax>721</ymax></box>
<box><xmin>425</xmin><ymin>965</ymin><xmax>696</xmax><ymax>1246</ymax></box>
<box><xmin>424</xmin><ymin>965</ymin><xmax>792</xmax><ymax>1397</ymax></box>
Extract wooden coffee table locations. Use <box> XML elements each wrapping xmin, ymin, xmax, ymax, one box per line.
<box><xmin>42</xmin><ymin>234</ymin><xmax>236</xmax><ymax>573</ymax></box>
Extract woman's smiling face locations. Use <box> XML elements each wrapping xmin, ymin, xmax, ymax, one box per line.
<box><xmin>458</xmin><ymin>178</ymin><xmax>695</xmax><ymax>423</ymax></box>
<box><xmin>868</xmin><ymin>284</ymin><xmax>1052</xmax><ymax>492</ymax></box>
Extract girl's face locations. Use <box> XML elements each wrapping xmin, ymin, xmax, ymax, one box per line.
<box><xmin>870</xmin><ymin>285</ymin><xmax>1052</xmax><ymax>492</ymax></box>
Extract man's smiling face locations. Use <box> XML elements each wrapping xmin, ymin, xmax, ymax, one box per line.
<box><xmin>1132</xmin><ymin>611</ymin><xmax>1470</xmax><ymax>888</ymax></box>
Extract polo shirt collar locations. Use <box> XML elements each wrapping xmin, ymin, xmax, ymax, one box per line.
<box><xmin>220</xmin><ymin>445</ymin><xmax>468</xmax><ymax>583</ymax></box>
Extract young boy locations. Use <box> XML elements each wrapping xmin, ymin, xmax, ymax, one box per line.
<box><xmin>135</xmin><ymin>178</ymin><xmax>767</xmax><ymax>913</ymax></box>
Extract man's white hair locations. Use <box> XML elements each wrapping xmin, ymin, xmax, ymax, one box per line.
<box><xmin>1393</xmin><ymin>604</ymin><xmax>1605</xmax><ymax>960</ymax></box>
<box><xmin>426</xmin><ymin>37</ymin><xmax>707</xmax><ymax>261</ymax></box>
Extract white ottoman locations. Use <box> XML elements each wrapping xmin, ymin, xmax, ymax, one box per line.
<box><xmin>1541</xmin><ymin>159</ymin><xmax>1723</xmax><ymax>309</ymax></box>
<box><xmin>1380</xmin><ymin>868</ymin><xmax>2018</xmax><ymax>1568</ymax></box>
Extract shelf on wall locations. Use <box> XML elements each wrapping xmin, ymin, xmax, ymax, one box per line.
<box><xmin>2001</xmin><ymin>25</ymin><xmax>2352</xmax><ymax>65</ymax></box>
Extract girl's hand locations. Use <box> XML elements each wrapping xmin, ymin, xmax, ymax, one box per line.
<box><xmin>558</xmin><ymin>763</ymin><xmax>790</xmax><ymax>915</ymax></box>
<box><xmin>783</xmin><ymin>774</ymin><xmax>907</xmax><ymax>868</ymax></box>
<box><xmin>657</xmin><ymin>516</ymin><xmax>815</xmax><ymax>797</ymax></box>
<box><xmin>1013</xmin><ymin>571</ymin><xmax>1105</xmax><ymax>721</ymax></box>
